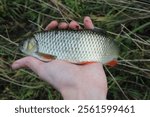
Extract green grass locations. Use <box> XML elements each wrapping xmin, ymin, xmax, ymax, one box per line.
<box><xmin>0</xmin><ymin>0</ymin><xmax>150</xmax><ymax>100</ymax></box>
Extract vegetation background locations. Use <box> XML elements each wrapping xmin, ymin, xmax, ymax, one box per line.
<box><xmin>0</xmin><ymin>0</ymin><xmax>150</xmax><ymax>99</ymax></box>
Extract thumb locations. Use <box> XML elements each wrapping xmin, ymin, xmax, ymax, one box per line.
<box><xmin>12</xmin><ymin>56</ymin><xmax>43</xmax><ymax>74</ymax></box>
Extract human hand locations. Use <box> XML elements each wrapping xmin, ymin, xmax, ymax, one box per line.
<box><xmin>12</xmin><ymin>16</ymin><xmax>108</xmax><ymax>100</ymax></box>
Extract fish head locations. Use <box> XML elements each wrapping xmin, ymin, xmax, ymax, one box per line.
<box><xmin>19</xmin><ymin>36</ymin><xmax>38</xmax><ymax>55</ymax></box>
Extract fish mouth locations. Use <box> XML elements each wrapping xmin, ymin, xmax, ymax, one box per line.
<box><xmin>19</xmin><ymin>40</ymin><xmax>26</xmax><ymax>52</ymax></box>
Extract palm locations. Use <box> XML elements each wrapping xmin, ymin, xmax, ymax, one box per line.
<box><xmin>38</xmin><ymin>60</ymin><xmax>106</xmax><ymax>91</ymax></box>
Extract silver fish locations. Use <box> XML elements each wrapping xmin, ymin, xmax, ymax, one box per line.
<box><xmin>19</xmin><ymin>29</ymin><xmax>119</xmax><ymax>66</ymax></box>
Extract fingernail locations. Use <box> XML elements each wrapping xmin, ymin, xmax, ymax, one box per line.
<box><xmin>12</xmin><ymin>63</ymin><xmax>19</xmax><ymax>70</ymax></box>
<box><xmin>44</xmin><ymin>27</ymin><xmax>48</xmax><ymax>31</ymax></box>
<box><xmin>84</xmin><ymin>16</ymin><xmax>91</xmax><ymax>22</ymax></box>
<box><xmin>45</xmin><ymin>24</ymin><xmax>50</xmax><ymax>30</ymax></box>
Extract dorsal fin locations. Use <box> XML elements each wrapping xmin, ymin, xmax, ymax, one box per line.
<box><xmin>93</xmin><ymin>28</ymin><xmax>107</xmax><ymax>35</ymax></box>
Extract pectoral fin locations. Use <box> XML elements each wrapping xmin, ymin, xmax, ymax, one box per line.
<box><xmin>33</xmin><ymin>52</ymin><xmax>56</xmax><ymax>62</ymax></box>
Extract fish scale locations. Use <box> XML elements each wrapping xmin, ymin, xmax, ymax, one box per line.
<box><xmin>20</xmin><ymin>29</ymin><xmax>119</xmax><ymax>64</ymax></box>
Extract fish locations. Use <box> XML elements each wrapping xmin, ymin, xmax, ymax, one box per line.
<box><xmin>19</xmin><ymin>29</ymin><xmax>119</xmax><ymax>67</ymax></box>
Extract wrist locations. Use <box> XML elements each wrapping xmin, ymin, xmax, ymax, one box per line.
<box><xmin>60</xmin><ymin>83</ymin><xmax>107</xmax><ymax>100</ymax></box>
<box><xmin>76</xmin><ymin>84</ymin><xmax>107</xmax><ymax>100</ymax></box>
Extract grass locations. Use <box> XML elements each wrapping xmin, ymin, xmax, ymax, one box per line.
<box><xmin>0</xmin><ymin>0</ymin><xmax>150</xmax><ymax>100</ymax></box>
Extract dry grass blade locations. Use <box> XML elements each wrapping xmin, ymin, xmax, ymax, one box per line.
<box><xmin>49</xmin><ymin>0</ymin><xmax>80</xmax><ymax>19</ymax></box>
<box><xmin>14</xmin><ymin>2</ymin><xmax>63</xmax><ymax>20</ymax></box>
<box><xmin>0</xmin><ymin>35</ymin><xmax>18</xmax><ymax>46</ymax></box>
<box><xmin>0</xmin><ymin>75</ymin><xmax>42</xmax><ymax>89</ymax></box>
<box><xmin>104</xmin><ymin>66</ymin><xmax>129</xmax><ymax>99</ymax></box>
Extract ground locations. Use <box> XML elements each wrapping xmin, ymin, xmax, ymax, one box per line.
<box><xmin>0</xmin><ymin>0</ymin><xmax>150</xmax><ymax>99</ymax></box>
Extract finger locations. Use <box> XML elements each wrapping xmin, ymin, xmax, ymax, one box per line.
<box><xmin>11</xmin><ymin>56</ymin><xmax>43</xmax><ymax>74</ymax></box>
<box><xmin>58</xmin><ymin>22</ymin><xmax>68</xmax><ymax>29</ymax></box>
<box><xmin>69</xmin><ymin>20</ymin><xmax>81</xmax><ymax>30</ymax></box>
<box><xmin>84</xmin><ymin>16</ymin><xmax>94</xmax><ymax>29</ymax></box>
<box><xmin>45</xmin><ymin>20</ymin><xmax>58</xmax><ymax>30</ymax></box>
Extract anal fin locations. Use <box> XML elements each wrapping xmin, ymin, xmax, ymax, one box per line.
<box><xmin>106</xmin><ymin>60</ymin><xmax>118</xmax><ymax>67</ymax></box>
